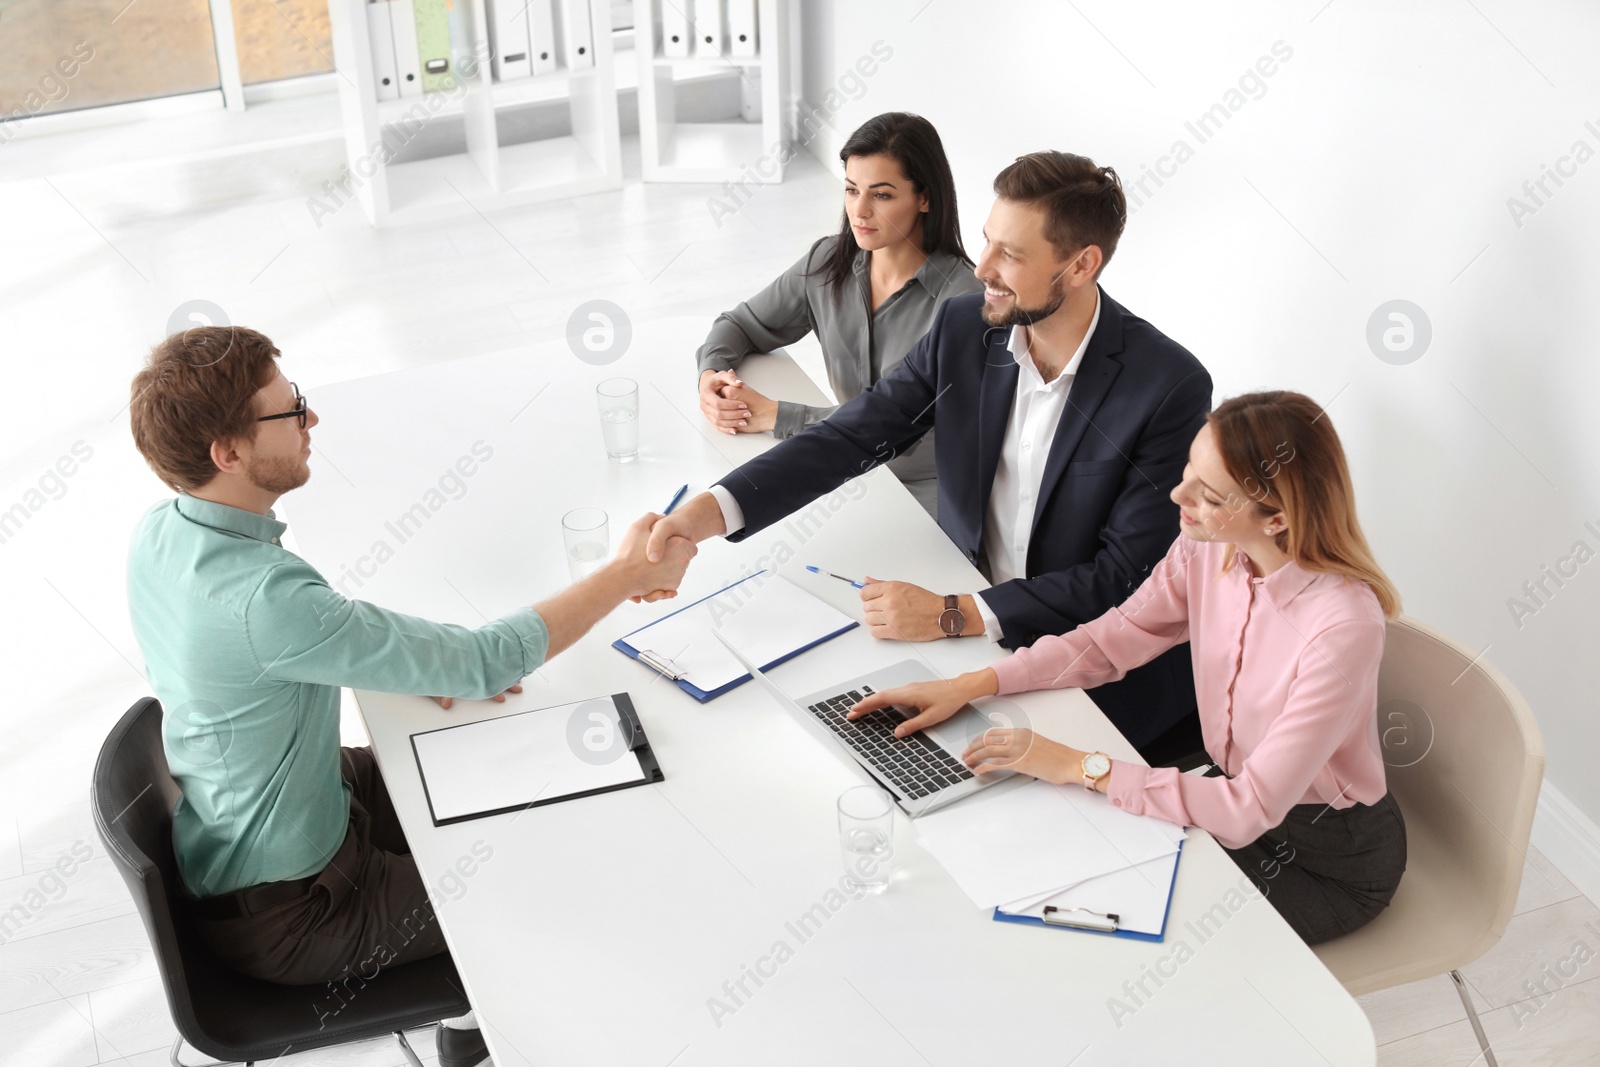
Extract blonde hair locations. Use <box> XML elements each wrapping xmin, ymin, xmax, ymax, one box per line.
<box><xmin>1208</xmin><ymin>390</ymin><xmax>1401</xmax><ymax>618</ymax></box>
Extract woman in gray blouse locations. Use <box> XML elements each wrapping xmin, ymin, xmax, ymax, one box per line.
<box><xmin>695</xmin><ymin>112</ymin><xmax>982</xmax><ymax>516</ymax></box>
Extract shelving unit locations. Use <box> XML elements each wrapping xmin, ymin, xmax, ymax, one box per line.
<box><xmin>328</xmin><ymin>0</ymin><xmax>623</xmax><ymax>226</ymax></box>
<box><xmin>632</xmin><ymin>0</ymin><xmax>791</xmax><ymax>184</ymax></box>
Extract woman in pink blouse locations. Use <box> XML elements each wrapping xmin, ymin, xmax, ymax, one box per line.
<box><xmin>850</xmin><ymin>390</ymin><xmax>1406</xmax><ymax>944</ymax></box>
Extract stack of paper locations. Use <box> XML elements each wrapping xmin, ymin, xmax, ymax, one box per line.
<box><xmin>914</xmin><ymin>778</ymin><xmax>1185</xmax><ymax>936</ymax></box>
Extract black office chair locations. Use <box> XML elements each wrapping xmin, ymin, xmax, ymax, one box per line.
<box><xmin>92</xmin><ymin>697</ymin><xmax>470</xmax><ymax>1066</ymax></box>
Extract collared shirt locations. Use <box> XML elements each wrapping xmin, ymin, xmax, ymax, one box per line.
<box><xmin>127</xmin><ymin>496</ymin><xmax>548</xmax><ymax>897</ymax></box>
<box><xmin>697</xmin><ymin>234</ymin><xmax>982</xmax><ymax>513</ymax></box>
<box><xmin>988</xmin><ymin>535</ymin><xmax>1388</xmax><ymax>850</ymax></box>
<box><xmin>970</xmin><ymin>292</ymin><xmax>1101</xmax><ymax>641</ymax></box>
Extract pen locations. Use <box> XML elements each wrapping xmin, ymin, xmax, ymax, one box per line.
<box><xmin>663</xmin><ymin>484</ymin><xmax>688</xmax><ymax>515</ymax></box>
<box><xmin>806</xmin><ymin>564</ymin><xmax>866</xmax><ymax>589</ymax></box>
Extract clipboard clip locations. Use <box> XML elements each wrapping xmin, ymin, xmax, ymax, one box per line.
<box><xmin>637</xmin><ymin>649</ymin><xmax>686</xmax><ymax>681</ymax></box>
<box><xmin>1042</xmin><ymin>906</ymin><xmax>1120</xmax><ymax>932</ymax></box>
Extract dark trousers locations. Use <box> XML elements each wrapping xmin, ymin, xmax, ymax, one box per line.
<box><xmin>192</xmin><ymin>747</ymin><xmax>448</xmax><ymax>987</ymax></box>
<box><xmin>1215</xmin><ymin>771</ymin><xmax>1408</xmax><ymax>945</ymax></box>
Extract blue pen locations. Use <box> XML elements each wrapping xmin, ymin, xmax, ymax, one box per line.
<box><xmin>806</xmin><ymin>564</ymin><xmax>866</xmax><ymax>589</ymax></box>
<box><xmin>663</xmin><ymin>484</ymin><xmax>688</xmax><ymax>515</ymax></box>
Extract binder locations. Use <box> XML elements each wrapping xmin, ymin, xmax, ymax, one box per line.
<box><xmin>488</xmin><ymin>0</ymin><xmax>533</xmax><ymax>81</ymax></box>
<box><xmin>691</xmin><ymin>0</ymin><xmax>723</xmax><ymax>57</ymax></box>
<box><xmin>527</xmin><ymin>0</ymin><xmax>557</xmax><ymax>74</ymax></box>
<box><xmin>412</xmin><ymin>693</ymin><xmax>663</xmax><ymax>826</ymax></box>
<box><xmin>413</xmin><ymin>0</ymin><xmax>456</xmax><ymax>92</ymax></box>
<box><xmin>727</xmin><ymin>0</ymin><xmax>757</xmax><ymax>57</ymax></box>
<box><xmin>992</xmin><ymin>842</ymin><xmax>1185</xmax><ymax>942</ymax></box>
<box><xmin>661</xmin><ymin>0</ymin><xmax>691</xmax><ymax>58</ymax></box>
<box><xmin>367</xmin><ymin>0</ymin><xmax>401</xmax><ymax>101</ymax></box>
<box><xmin>739</xmin><ymin>65</ymin><xmax>761</xmax><ymax>122</ymax></box>
<box><xmin>557</xmin><ymin>0</ymin><xmax>593</xmax><ymax>69</ymax></box>
<box><xmin>612</xmin><ymin>570</ymin><xmax>858</xmax><ymax>703</ymax></box>
<box><xmin>389</xmin><ymin>0</ymin><xmax>423</xmax><ymax>97</ymax></box>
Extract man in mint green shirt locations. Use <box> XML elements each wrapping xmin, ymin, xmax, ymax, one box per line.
<box><xmin>127</xmin><ymin>326</ymin><xmax>693</xmax><ymax>1067</ymax></box>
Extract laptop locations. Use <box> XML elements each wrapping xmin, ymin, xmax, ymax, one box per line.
<box><xmin>713</xmin><ymin>632</ymin><xmax>1012</xmax><ymax>816</ymax></box>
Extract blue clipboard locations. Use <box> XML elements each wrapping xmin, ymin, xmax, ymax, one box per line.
<box><xmin>612</xmin><ymin>570</ymin><xmax>858</xmax><ymax>703</ymax></box>
<box><xmin>991</xmin><ymin>840</ymin><xmax>1184</xmax><ymax>942</ymax></box>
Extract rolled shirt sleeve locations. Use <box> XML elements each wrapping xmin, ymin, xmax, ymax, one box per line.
<box><xmin>245</xmin><ymin>559</ymin><xmax>548</xmax><ymax>700</ymax></box>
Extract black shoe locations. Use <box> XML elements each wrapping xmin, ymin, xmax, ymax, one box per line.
<box><xmin>437</xmin><ymin>1022</ymin><xmax>489</xmax><ymax>1067</ymax></box>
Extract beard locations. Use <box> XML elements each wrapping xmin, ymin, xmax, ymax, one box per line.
<box><xmin>245</xmin><ymin>451</ymin><xmax>310</xmax><ymax>495</ymax></box>
<box><xmin>980</xmin><ymin>273</ymin><xmax>1067</xmax><ymax>328</ymax></box>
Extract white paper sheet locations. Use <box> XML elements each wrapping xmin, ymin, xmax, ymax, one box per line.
<box><xmin>992</xmin><ymin>812</ymin><xmax>1186</xmax><ymax>916</ymax></box>
<box><xmin>913</xmin><ymin>778</ymin><xmax>1182</xmax><ymax>909</ymax></box>
<box><xmin>999</xmin><ymin>850</ymin><xmax>1182</xmax><ymax>936</ymax></box>
<box><xmin>622</xmin><ymin>572</ymin><xmax>856</xmax><ymax>694</ymax></box>
<box><xmin>413</xmin><ymin>696</ymin><xmax>645</xmax><ymax>823</ymax></box>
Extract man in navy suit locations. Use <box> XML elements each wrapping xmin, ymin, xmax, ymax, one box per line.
<box><xmin>650</xmin><ymin>151</ymin><xmax>1211</xmax><ymax>752</ymax></box>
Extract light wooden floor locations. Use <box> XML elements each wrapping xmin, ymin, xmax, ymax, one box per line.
<box><xmin>0</xmin><ymin>102</ymin><xmax>1595</xmax><ymax>1067</ymax></box>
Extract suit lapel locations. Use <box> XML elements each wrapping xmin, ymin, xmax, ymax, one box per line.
<box><xmin>1031</xmin><ymin>289</ymin><xmax>1125</xmax><ymax>539</ymax></box>
<box><xmin>976</xmin><ymin>324</ymin><xmax>1019</xmax><ymax>523</ymax></box>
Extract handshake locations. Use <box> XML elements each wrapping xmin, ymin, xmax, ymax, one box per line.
<box><xmin>605</xmin><ymin>494</ymin><xmax>965</xmax><ymax>645</ymax></box>
<box><xmin>603</xmin><ymin>493</ymin><xmax>728</xmax><ymax>603</ymax></box>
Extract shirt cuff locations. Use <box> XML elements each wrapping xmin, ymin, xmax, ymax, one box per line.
<box><xmin>773</xmin><ymin>400</ymin><xmax>809</xmax><ymax>440</ymax></box>
<box><xmin>1105</xmin><ymin>760</ymin><xmax>1152</xmax><ymax>814</ymax></box>
<box><xmin>972</xmin><ymin>591</ymin><xmax>1005</xmax><ymax>644</ymax></box>
<box><xmin>988</xmin><ymin>652</ymin><xmax>1034</xmax><ymax>695</ymax></box>
<box><xmin>708</xmin><ymin>483</ymin><xmax>746</xmax><ymax>536</ymax></box>
<box><xmin>696</xmin><ymin>349</ymin><xmax>739</xmax><ymax>376</ymax></box>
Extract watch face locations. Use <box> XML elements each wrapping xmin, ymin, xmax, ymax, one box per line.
<box><xmin>939</xmin><ymin>608</ymin><xmax>963</xmax><ymax>635</ymax></box>
<box><xmin>1084</xmin><ymin>753</ymin><xmax>1111</xmax><ymax>778</ymax></box>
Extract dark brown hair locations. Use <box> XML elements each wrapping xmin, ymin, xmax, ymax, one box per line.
<box><xmin>1209</xmin><ymin>390</ymin><xmax>1401</xmax><ymax>618</ymax></box>
<box><xmin>813</xmin><ymin>112</ymin><xmax>972</xmax><ymax>297</ymax></box>
<box><xmin>129</xmin><ymin>326</ymin><xmax>281</xmax><ymax>492</ymax></box>
<box><xmin>992</xmin><ymin>151</ymin><xmax>1126</xmax><ymax>275</ymax></box>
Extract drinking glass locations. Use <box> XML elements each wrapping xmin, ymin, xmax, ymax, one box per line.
<box><xmin>596</xmin><ymin>377</ymin><xmax>639</xmax><ymax>461</ymax></box>
<box><xmin>562</xmin><ymin>507</ymin><xmax>609</xmax><ymax>582</ymax></box>
<box><xmin>838</xmin><ymin>785</ymin><xmax>894</xmax><ymax>893</ymax></box>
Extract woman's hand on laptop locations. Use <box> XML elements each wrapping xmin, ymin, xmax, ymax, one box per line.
<box><xmin>962</xmin><ymin>728</ymin><xmax>1082</xmax><ymax>785</ymax></box>
<box><xmin>846</xmin><ymin>668</ymin><xmax>999</xmax><ymax>738</ymax></box>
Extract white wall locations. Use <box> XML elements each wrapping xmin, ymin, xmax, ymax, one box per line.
<box><xmin>796</xmin><ymin>1</ymin><xmax>1600</xmax><ymax>837</ymax></box>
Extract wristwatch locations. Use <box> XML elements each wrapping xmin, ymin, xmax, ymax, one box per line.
<box><xmin>1080</xmin><ymin>751</ymin><xmax>1112</xmax><ymax>792</ymax></box>
<box><xmin>938</xmin><ymin>595</ymin><xmax>965</xmax><ymax>638</ymax></box>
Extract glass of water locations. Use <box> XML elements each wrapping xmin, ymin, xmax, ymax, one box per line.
<box><xmin>596</xmin><ymin>377</ymin><xmax>639</xmax><ymax>462</ymax></box>
<box><xmin>838</xmin><ymin>785</ymin><xmax>894</xmax><ymax>894</ymax></box>
<box><xmin>562</xmin><ymin>508</ymin><xmax>609</xmax><ymax>583</ymax></box>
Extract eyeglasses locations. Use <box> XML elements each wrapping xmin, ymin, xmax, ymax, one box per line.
<box><xmin>257</xmin><ymin>383</ymin><xmax>308</xmax><ymax>431</ymax></box>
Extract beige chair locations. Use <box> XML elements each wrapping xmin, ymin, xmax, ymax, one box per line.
<box><xmin>1313</xmin><ymin>616</ymin><xmax>1545</xmax><ymax>1067</ymax></box>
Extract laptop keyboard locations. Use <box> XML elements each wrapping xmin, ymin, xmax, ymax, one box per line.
<box><xmin>807</xmin><ymin>685</ymin><xmax>976</xmax><ymax>800</ymax></box>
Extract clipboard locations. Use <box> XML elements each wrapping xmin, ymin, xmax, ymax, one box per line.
<box><xmin>411</xmin><ymin>693</ymin><xmax>662</xmax><ymax>826</ymax></box>
<box><xmin>991</xmin><ymin>841</ymin><xmax>1184</xmax><ymax>942</ymax></box>
<box><xmin>612</xmin><ymin>570</ymin><xmax>858</xmax><ymax>702</ymax></box>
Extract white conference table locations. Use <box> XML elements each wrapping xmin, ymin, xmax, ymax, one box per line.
<box><xmin>284</xmin><ymin>318</ymin><xmax>1376</xmax><ymax>1066</ymax></box>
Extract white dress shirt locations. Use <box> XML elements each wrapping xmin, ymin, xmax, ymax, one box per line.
<box><xmin>711</xmin><ymin>291</ymin><xmax>1101</xmax><ymax>645</ymax></box>
<box><xmin>972</xmin><ymin>292</ymin><xmax>1100</xmax><ymax>641</ymax></box>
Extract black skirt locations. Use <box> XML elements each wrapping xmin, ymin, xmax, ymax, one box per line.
<box><xmin>1207</xmin><ymin>767</ymin><xmax>1408</xmax><ymax>945</ymax></box>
